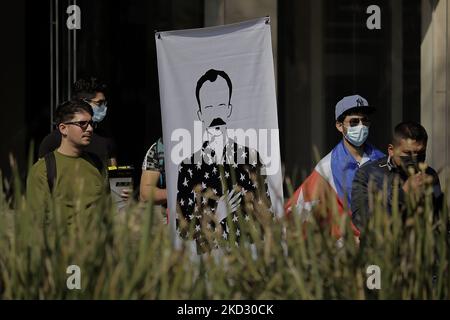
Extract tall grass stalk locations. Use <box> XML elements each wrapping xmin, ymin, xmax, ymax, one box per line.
<box><xmin>0</xmin><ymin>159</ymin><xmax>449</xmax><ymax>299</ymax></box>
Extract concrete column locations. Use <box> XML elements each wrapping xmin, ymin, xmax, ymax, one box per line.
<box><xmin>204</xmin><ymin>0</ymin><xmax>225</xmax><ymax>27</ymax></box>
<box><xmin>204</xmin><ymin>0</ymin><xmax>277</xmax><ymax>78</ymax></box>
<box><xmin>421</xmin><ymin>0</ymin><xmax>450</xmax><ymax>190</ymax></box>
<box><xmin>391</xmin><ymin>0</ymin><xmax>403</xmax><ymax>128</ymax></box>
<box><xmin>310</xmin><ymin>0</ymin><xmax>325</xmax><ymax>156</ymax></box>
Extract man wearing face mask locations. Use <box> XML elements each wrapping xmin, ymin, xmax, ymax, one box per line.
<box><xmin>351</xmin><ymin>121</ymin><xmax>443</xmax><ymax>233</ymax></box>
<box><xmin>285</xmin><ymin>95</ymin><xmax>384</xmax><ymax>237</ymax></box>
<box><xmin>38</xmin><ymin>77</ymin><xmax>117</xmax><ymax>167</ymax></box>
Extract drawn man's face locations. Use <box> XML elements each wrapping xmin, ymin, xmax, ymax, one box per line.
<box><xmin>197</xmin><ymin>76</ymin><xmax>232</xmax><ymax>137</ymax></box>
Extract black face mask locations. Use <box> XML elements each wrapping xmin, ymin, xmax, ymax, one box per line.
<box><xmin>398</xmin><ymin>153</ymin><xmax>426</xmax><ymax>174</ymax></box>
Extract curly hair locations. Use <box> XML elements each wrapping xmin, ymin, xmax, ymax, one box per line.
<box><xmin>71</xmin><ymin>77</ymin><xmax>107</xmax><ymax>100</ymax></box>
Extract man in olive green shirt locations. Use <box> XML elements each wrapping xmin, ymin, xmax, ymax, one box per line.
<box><xmin>27</xmin><ymin>100</ymin><xmax>108</xmax><ymax>222</ymax></box>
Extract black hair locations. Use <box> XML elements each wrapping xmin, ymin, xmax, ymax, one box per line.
<box><xmin>54</xmin><ymin>100</ymin><xmax>93</xmax><ymax>125</ymax></box>
<box><xmin>392</xmin><ymin>121</ymin><xmax>428</xmax><ymax>145</ymax></box>
<box><xmin>195</xmin><ymin>69</ymin><xmax>232</xmax><ymax>111</ymax></box>
<box><xmin>71</xmin><ymin>77</ymin><xmax>107</xmax><ymax>100</ymax></box>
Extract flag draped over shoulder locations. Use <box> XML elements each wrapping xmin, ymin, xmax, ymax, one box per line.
<box><xmin>285</xmin><ymin>140</ymin><xmax>385</xmax><ymax>237</ymax></box>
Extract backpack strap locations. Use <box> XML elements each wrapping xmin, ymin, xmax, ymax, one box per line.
<box><xmin>84</xmin><ymin>152</ymin><xmax>105</xmax><ymax>175</ymax></box>
<box><xmin>44</xmin><ymin>152</ymin><xmax>57</xmax><ymax>193</ymax></box>
<box><xmin>43</xmin><ymin>151</ymin><xmax>105</xmax><ymax>194</ymax></box>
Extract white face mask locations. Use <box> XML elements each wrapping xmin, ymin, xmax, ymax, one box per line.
<box><xmin>92</xmin><ymin>104</ymin><xmax>108</xmax><ymax>122</ymax></box>
<box><xmin>345</xmin><ymin>124</ymin><xmax>369</xmax><ymax>147</ymax></box>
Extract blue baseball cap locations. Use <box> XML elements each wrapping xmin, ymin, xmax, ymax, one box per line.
<box><xmin>335</xmin><ymin>95</ymin><xmax>373</xmax><ymax>120</ymax></box>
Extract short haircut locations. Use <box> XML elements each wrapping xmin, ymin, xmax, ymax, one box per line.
<box><xmin>71</xmin><ymin>77</ymin><xmax>107</xmax><ymax>100</ymax></box>
<box><xmin>336</xmin><ymin>108</ymin><xmax>371</xmax><ymax>123</ymax></box>
<box><xmin>392</xmin><ymin>121</ymin><xmax>428</xmax><ymax>146</ymax></box>
<box><xmin>54</xmin><ymin>100</ymin><xmax>93</xmax><ymax>125</ymax></box>
<box><xmin>195</xmin><ymin>69</ymin><xmax>232</xmax><ymax>111</ymax></box>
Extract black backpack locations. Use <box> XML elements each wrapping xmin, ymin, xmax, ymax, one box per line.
<box><xmin>44</xmin><ymin>152</ymin><xmax>104</xmax><ymax>192</ymax></box>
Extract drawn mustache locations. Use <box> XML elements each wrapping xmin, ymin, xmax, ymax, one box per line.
<box><xmin>209</xmin><ymin>118</ymin><xmax>226</xmax><ymax>127</ymax></box>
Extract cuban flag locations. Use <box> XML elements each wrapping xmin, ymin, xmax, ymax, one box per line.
<box><xmin>285</xmin><ymin>140</ymin><xmax>384</xmax><ymax>237</ymax></box>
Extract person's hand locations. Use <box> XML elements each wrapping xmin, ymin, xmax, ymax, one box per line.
<box><xmin>120</xmin><ymin>188</ymin><xmax>133</xmax><ymax>202</ymax></box>
<box><xmin>402</xmin><ymin>171</ymin><xmax>433</xmax><ymax>195</ymax></box>
<box><xmin>216</xmin><ymin>189</ymin><xmax>242</xmax><ymax>222</ymax></box>
<box><xmin>402</xmin><ymin>172</ymin><xmax>424</xmax><ymax>193</ymax></box>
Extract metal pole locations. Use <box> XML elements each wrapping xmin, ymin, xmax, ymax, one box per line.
<box><xmin>50</xmin><ymin>0</ymin><xmax>54</xmax><ymax>131</ymax></box>
<box><xmin>68</xmin><ymin>1</ymin><xmax>72</xmax><ymax>101</ymax></box>
<box><xmin>56</xmin><ymin>0</ymin><xmax>59</xmax><ymax>107</ymax></box>
<box><xmin>73</xmin><ymin>0</ymin><xmax>77</xmax><ymax>85</ymax></box>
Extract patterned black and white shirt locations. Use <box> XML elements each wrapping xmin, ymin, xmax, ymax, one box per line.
<box><xmin>142</xmin><ymin>138</ymin><xmax>165</xmax><ymax>188</ymax></box>
<box><xmin>176</xmin><ymin>139</ymin><xmax>273</xmax><ymax>249</ymax></box>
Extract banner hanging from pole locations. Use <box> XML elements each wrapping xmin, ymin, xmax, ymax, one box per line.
<box><xmin>156</xmin><ymin>17</ymin><xmax>283</xmax><ymax>251</ymax></box>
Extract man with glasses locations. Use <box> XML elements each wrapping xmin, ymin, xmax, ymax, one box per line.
<box><xmin>27</xmin><ymin>100</ymin><xmax>109</xmax><ymax>221</ymax></box>
<box><xmin>38</xmin><ymin>77</ymin><xmax>117</xmax><ymax>166</ymax></box>
<box><xmin>285</xmin><ymin>95</ymin><xmax>384</xmax><ymax>237</ymax></box>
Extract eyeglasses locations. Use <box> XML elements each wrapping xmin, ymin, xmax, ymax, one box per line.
<box><xmin>64</xmin><ymin>120</ymin><xmax>97</xmax><ymax>130</ymax></box>
<box><xmin>344</xmin><ymin>117</ymin><xmax>371</xmax><ymax>127</ymax></box>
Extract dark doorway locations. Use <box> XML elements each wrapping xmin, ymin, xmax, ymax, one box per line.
<box><xmin>22</xmin><ymin>0</ymin><xmax>204</xmax><ymax>189</ymax></box>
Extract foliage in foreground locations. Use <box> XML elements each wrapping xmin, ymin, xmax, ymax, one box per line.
<box><xmin>0</xmin><ymin>159</ymin><xmax>449</xmax><ymax>299</ymax></box>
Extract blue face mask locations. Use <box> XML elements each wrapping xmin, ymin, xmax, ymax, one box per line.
<box><xmin>345</xmin><ymin>124</ymin><xmax>369</xmax><ymax>147</ymax></box>
<box><xmin>92</xmin><ymin>104</ymin><xmax>108</xmax><ymax>123</ymax></box>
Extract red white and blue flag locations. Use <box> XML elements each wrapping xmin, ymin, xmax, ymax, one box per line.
<box><xmin>285</xmin><ymin>140</ymin><xmax>384</xmax><ymax>236</ymax></box>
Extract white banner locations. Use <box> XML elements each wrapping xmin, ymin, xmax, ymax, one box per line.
<box><xmin>156</xmin><ymin>18</ymin><xmax>283</xmax><ymax>250</ymax></box>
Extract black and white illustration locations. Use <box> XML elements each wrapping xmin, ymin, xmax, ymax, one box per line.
<box><xmin>156</xmin><ymin>18</ymin><xmax>284</xmax><ymax>249</ymax></box>
<box><xmin>175</xmin><ymin>69</ymin><xmax>273</xmax><ymax>248</ymax></box>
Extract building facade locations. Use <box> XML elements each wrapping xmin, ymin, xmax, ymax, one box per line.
<box><xmin>0</xmin><ymin>0</ymin><xmax>448</xmax><ymax>193</ymax></box>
